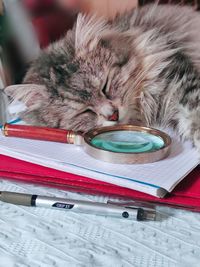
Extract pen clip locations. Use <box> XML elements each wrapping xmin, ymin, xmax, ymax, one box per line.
<box><xmin>107</xmin><ymin>200</ymin><xmax>156</xmax><ymax>210</ymax></box>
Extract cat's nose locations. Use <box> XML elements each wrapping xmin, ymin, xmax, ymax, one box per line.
<box><xmin>108</xmin><ymin>109</ymin><xmax>119</xmax><ymax>121</ymax></box>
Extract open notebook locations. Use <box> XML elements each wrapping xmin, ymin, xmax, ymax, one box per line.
<box><xmin>0</xmin><ymin>126</ymin><xmax>199</xmax><ymax>198</ymax></box>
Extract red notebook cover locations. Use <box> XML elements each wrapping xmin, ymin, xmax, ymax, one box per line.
<box><xmin>0</xmin><ymin>154</ymin><xmax>200</xmax><ymax>211</ymax></box>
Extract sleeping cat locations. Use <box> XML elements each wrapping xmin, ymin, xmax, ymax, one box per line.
<box><xmin>5</xmin><ymin>4</ymin><xmax>200</xmax><ymax>150</ymax></box>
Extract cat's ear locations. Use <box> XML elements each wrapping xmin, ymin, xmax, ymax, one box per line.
<box><xmin>99</xmin><ymin>33</ymin><xmax>133</xmax><ymax>66</ymax></box>
<box><xmin>4</xmin><ymin>84</ymin><xmax>50</xmax><ymax>110</ymax></box>
<box><xmin>74</xmin><ymin>14</ymin><xmax>132</xmax><ymax>63</ymax></box>
<box><xmin>75</xmin><ymin>14</ymin><xmax>109</xmax><ymax>55</ymax></box>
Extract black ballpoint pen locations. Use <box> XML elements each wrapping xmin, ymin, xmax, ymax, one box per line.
<box><xmin>0</xmin><ymin>191</ymin><xmax>156</xmax><ymax>221</ymax></box>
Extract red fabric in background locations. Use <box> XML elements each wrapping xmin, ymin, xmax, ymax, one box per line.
<box><xmin>32</xmin><ymin>11</ymin><xmax>75</xmax><ymax>48</ymax></box>
<box><xmin>0</xmin><ymin>154</ymin><xmax>200</xmax><ymax>212</ymax></box>
<box><xmin>23</xmin><ymin>0</ymin><xmax>75</xmax><ymax>48</ymax></box>
<box><xmin>23</xmin><ymin>0</ymin><xmax>56</xmax><ymax>15</ymax></box>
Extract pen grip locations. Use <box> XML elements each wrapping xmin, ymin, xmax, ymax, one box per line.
<box><xmin>0</xmin><ymin>192</ymin><xmax>33</xmax><ymax>206</ymax></box>
<box><xmin>2</xmin><ymin>124</ymin><xmax>76</xmax><ymax>144</ymax></box>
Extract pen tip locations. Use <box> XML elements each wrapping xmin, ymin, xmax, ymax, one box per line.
<box><xmin>144</xmin><ymin>210</ymin><xmax>157</xmax><ymax>221</ymax></box>
<box><xmin>137</xmin><ymin>208</ymin><xmax>157</xmax><ymax>221</ymax></box>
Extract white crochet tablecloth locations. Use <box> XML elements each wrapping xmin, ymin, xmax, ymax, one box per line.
<box><xmin>0</xmin><ymin>179</ymin><xmax>200</xmax><ymax>267</ymax></box>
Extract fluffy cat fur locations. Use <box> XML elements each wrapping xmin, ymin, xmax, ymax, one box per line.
<box><xmin>5</xmin><ymin>4</ymin><xmax>200</xmax><ymax>150</ymax></box>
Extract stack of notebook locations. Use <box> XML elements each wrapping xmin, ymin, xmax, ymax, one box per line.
<box><xmin>0</xmin><ymin>124</ymin><xmax>200</xmax><ymax>211</ymax></box>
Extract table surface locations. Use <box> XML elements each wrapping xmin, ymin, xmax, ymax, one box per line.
<box><xmin>0</xmin><ymin>179</ymin><xmax>200</xmax><ymax>267</ymax></box>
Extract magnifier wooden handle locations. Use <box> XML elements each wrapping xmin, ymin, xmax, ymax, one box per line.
<box><xmin>2</xmin><ymin>124</ymin><xmax>78</xmax><ymax>144</ymax></box>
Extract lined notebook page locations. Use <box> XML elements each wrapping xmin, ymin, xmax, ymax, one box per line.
<box><xmin>0</xmin><ymin>130</ymin><xmax>199</xmax><ymax>197</ymax></box>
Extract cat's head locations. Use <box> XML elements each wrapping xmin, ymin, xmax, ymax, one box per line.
<box><xmin>5</xmin><ymin>15</ymin><xmax>143</xmax><ymax>132</ymax></box>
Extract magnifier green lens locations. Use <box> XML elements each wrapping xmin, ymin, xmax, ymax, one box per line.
<box><xmin>91</xmin><ymin>130</ymin><xmax>165</xmax><ymax>153</ymax></box>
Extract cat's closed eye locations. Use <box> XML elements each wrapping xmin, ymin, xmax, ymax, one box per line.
<box><xmin>79</xmin><ymin>109</ymin><xmax>96</xmax><ymax>116</ymax></box>
<box><xmin>102</xmin><ymin>76</ymin><xmax>111</xmax><ymax>99</ymax></box>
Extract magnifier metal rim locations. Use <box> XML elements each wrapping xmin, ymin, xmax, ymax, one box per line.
<box><xmin>83</xmin><ymin>125</ymin><xmax>172</xmax><ymax>164</ymax></box>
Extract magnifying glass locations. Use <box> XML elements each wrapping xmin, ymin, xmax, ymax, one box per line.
<box><xmin>2</xmin><ymin>124</ymin><xmax>171</xmax><ymax>164</ymax></box>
